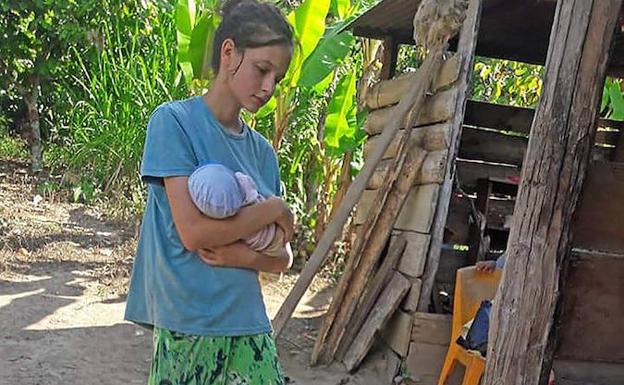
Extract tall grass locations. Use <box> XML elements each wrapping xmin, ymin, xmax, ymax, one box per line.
<box><xmin>49</xmin><ymin>5</ymin><xmax>187</xmax><ymax>216</ymax></box>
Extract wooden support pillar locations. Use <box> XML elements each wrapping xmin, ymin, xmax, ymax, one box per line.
<box><xmin>380</xmin><ymin>36</ymin><xmax>399</xmax><ymax>80</ymax></box>
<box><xmin>417</xmin><ymin>0</ymin><xmax>483</xmax><ymax>312</ymax></box>
<box><xmin>483</xmin><ymin>1</ymin><xmax>623</xmax><ymax>385</ymax></box>
<box><xmin>613</xmin><ymin>129</ymin><xmax>624</xmax><ymax>162</ymax></box>
<box><xmin>467</xmin><ymin>178</ymin><xmax>492</xmax><ymax>265</ymax></box>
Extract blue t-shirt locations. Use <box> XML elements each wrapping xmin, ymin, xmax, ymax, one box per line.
<box><xmin>124</xmin><ymin>96</ymin><xmax>281</xmax><ymax>336</ymax></box>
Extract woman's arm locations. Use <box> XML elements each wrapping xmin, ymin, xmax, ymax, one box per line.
<box><xmin>197</xmin><ymin>242</ymin><xmax>293</xmax><ymax>273</ymax></box>
<box><xmin>164</xmin><ymin>176</ymin><xmax>292</xmax><ymax>250</ymax></box>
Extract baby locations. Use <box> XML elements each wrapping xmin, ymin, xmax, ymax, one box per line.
<box><xmin>188</xmin><ymin>163</ymin><xmax>284</xmax><ymax>257</ymax></box>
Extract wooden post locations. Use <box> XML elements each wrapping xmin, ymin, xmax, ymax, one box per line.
<box><xmin>417</xmin><ymin>0</ymin><xmax>483</xmax><ymax>312</ymax></box>
<box><xmin>380</xmin><ymin>36</ymin><xmax>399</xmax><ymax>81</ymax></box>
<box><xmin>467</xmin><ymin>178</ymin><xmax>491</xmax><ymax>265</ymax></box>
<box><xmin>483</xmin><ymin>1</ymin><xmax>622</xmax><ymax>385</ymax></box>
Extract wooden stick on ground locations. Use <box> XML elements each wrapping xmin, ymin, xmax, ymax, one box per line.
<box><xmin>310</xmin><ymin>50</ymin><xmax>441</xmax><ymax>365</ymax></box>
<box><xmin>272</xmin><ymin>47</ymin><xmax>440</xmax><ymax>341</ymax></box>
<box><xmin>311</xmin><ymin>0</ymin><xmax>472</xmax><ymax>364</ymax></box>
<box><xmin>334</xmin><ymin>234</ymin><xmax>407</xmax><ymax>361</ymax></box>
<box><xmin>343</xmin><ymin>272</ymin><xmax>411</xmax><ymax>372</ymax></box>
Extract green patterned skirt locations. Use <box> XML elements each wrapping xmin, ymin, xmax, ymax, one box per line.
<box><xmin>149</xmin><ymin>327</ymin><xmax>285</xmax><ymax>385</ymax></box>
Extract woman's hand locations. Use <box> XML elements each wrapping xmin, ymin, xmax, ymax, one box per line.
<box><xmin>267</xmin><ymin>196</ymin><xmax>294</xmax><ymax>244</ymax></box>
<box><xmin>475</xmin><ymin>260</ymin><xmax>497</xmax><ymax>274</ymax></box>
<box><xmin>197</xmin><ymin>242</ymin><xmax>253</xmax><ymax>268</ymax></box>
<box><xmin>197</xmin><ymin>241</ymin><xmax>292</xmax><ymax>273</ymax></box>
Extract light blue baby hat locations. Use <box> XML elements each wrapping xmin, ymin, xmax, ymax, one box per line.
<box><xmin>188</xmin><ymin>163</ymin><xmax>245</xmax><ymax>219</ymax></box>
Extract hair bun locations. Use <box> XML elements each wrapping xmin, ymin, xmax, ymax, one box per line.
<box><xmin>221</xmin><ymin>0</ymin><xmax>256</xmax><ymax>18</ymax></box>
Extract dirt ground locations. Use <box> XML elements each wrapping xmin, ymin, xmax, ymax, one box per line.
<box><xmin>0</xmin><ymin>160</ymin><xmax>395</xmax><ymax>385</ymax></box>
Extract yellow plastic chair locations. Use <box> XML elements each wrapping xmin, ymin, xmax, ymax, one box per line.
<box><xmin>437</xmin><ymin>266</ymin><xmax>502</xmax><ymax>385</ymax></box>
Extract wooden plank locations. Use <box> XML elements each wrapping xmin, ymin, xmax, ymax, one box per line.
<box><xmin>405</xmin><ymin>341</ymin><xmax>450</xmax><ymax>385</ymax></box>
<box><xmin>460</xmin><ymin>127</ymin><xmax>527</xmax><ymax>166</ymax></box>
<box><xmin>401</xmin><ymin>278</ymin><xmax>423</xmax><ymax>312</ymax></box>
<box><xmin>555</xmin><ymin>253</ymin><xmax>624</xmax><ymax>363</ymax></box>
<box><xmin>417</xmin><ymin>0</ymin><xmax>483</xmax><ymax>312</ymax></box>
<box><xmin>319</xmin><ymin>144</ymin><xmax>428</xmax><ymax>363</ymax></box>
<box><xmin>368</xmin><ymin>150</ymin><xmax>448</xmax><ymax>189</ymax></box>
<box><xmin>366</xmin><ymin>54</ymin><xmax>461</xmax><ymax>110</ymax></box>
<box><xmin>464</xmin><ymin>99</ymin><xmax>621</xmax><ymax>147</ymax></box>
<box><xmin>395</xmin><ymin>184</ymin><xmax>440</xmax><ymax>233</ymax></box>
<box><xmin>365</xmin><ymin>88</ymin><xmax>457</xmax><ymax>135</ymax></box>
<box><xmin>459</xmin><ymin>126</ymin><xmax>615</xmax><ymax>165</ymax></box>
<box><xmin>273</xmin><ymin>22</ymin><xmax>443</xmax><ymax>339</ymax></box>
<box><xmin>456</xmin><ymin>160</ymin><xmax>520</xmax><ymax>192</ymax></box>
<box><xmin>315</xmin><ymin>43</ymin><xmax>447</xmax><ymax>360</ymax></box>
<box><xmin>397</xmin><ymin>231</ymin><xmax>431</xmax><ymax>278</ymax></box>
<box><xmin>433</xmin><ymin>54</ymin><xmax>461</xmax><ymax>92</ymax></box>
<box><xmin>613</xmin><ymin>127</ymin><xmax>624</xmax><ymax>161</ymax></box>
<box><xmin>335</xmin><ymin>235</ymin><xmax>407</xmax><ymax>361</ymax></box>
<box><xmin>354</xmin><ymin>189</ymin><xmax>375</xmax><ymax>225</ymax></box>
<box><xmin>381</xmin><ymin>309</ymin><xmax>414</xmax><ymax>357</ymax></box>
<box><xmin>363</xmin><ymin>122</ymin><xmax>452</xmax><ymax>159</ymax></box>
<box><xmin>572</xmin><ymin>161</ymin><xmax>624</xmax><ymax>253</ymax></box>
<box><xmin>417</xmin><ymin>150</ymin><xmax>448</xmax><ymax>186</ymax></box>
<box><xmin>342</xmin><ymin>272</ymin><xmax>411</xmax><ymax>372</ymax></box>
<box><xmin>484</xmin><ymin>1</ymin><xmax>623</xmax><ymax>384</ymax></box>
<box><xmin>356</xmin><ymin>184</ymin><xmax>440</xmax><ymax>230</ymax></box>
<box><xmin>467</xmin><ymin>178</ymin><xmax>492</xmax><ymax>264</ymax></box>
<box><xmin>411</xmin><ymin>312</ymin><xmax>452</xmax><ymax>346</ymax></box>
<box><xmin>445</xmin><ymin>195</ymin><xmax>515</xmax><ymax>245</ymax></box>
<box><xmin>553</xmin><ymin>359</ymin><xmax>624</xmax><ymax>385</ymax></box>
<box><xmin>380</xmin><ymin>36</ymin><xmax>399</xmax><ymax>81</ymax></box>
<box><xmin>463</xmin><ymin>100</ymin><xmax>533</xmax><ymax>134</ymax></box>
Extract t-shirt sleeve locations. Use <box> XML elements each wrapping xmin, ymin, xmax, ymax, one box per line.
<box><xmin>140</xmin><ymin>104</ymin><xmax>197</xmax><ymax>185</ymax></box>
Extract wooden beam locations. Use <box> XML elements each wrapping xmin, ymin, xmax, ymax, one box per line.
<box><xmin>417</xmin><ymin>0</ymin><xmax>483</xmax><ymax>312</ymax></box>
<box><xmin>342</xmin><ymin>271</ymin><xmax>411</xmax><ymax>372</ymax></box>
<box><xmin>464</xmin><ymin>100</ymin><xmax>534</xmax><ymax>134</ymax></box>
<box><xmin>483</xmin><ymin>1</ymin><xmax>623</xmax><ymax>384</ymax></box>
<box><xmin>613</xmin><ymin>128</ymin><xmax>624</xmax><ymax>161</ymax></box>
<box><xmin>459</xmin><ymin>127</ymin><xmax>528</xmax><ymax>165</ymax></box>
<box><xmin>272</xmin><ymin>22</ymin><xmax>443</xmax><ymax>340</ymax></box>
<box><xmin>456</xmin><ymin>159</ymin><xmax>520</xmax><ymax>192</ymax></box>
<box><xmin>572</xmin><ymin>161</ymin><xmax>624</xmax><ymax>254</ymax></box>
<box><xmin>380</xmin><ymin>36</ymin><xmax>399</xmax><ymax>80</ymax></box>
<box><xmin>335</xmin><ymin>236</ymin><xmax>407</xmax><ymax>360</ymax></box>
<box><xmin>556</xmin><ymin>252</ymin><xmax>624</xmax><ymax>363</ymax></box>
<box><xmin>311</xmin><ymin>46</ymin><xmax>445</xmax><ymax>364</ymax></box>
<box><xmin>464</xmin><ymin>100</ymin><xmax>622</xmax><ymax>144</ymax></box>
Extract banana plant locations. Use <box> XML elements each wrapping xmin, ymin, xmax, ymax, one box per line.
<box><xmin>175</xmin><ymin>0</ymin><xmax>220</xmax><ymax>90</ymax></box>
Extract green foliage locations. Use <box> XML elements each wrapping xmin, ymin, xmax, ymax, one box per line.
<box><xmin>45</xmin><ymin>1</ymin><xmax>187</xmax><ymax>214</ymax></box>
<box><xmin>0</xmin><ymin>0</ymin><xmax>97</xmax><ymax>84</ymax></box>
<box><xmin>175</xmin><ymin>0</ymin><xmax>197</xmax><ymax>83</ymax></box>
<box><xmin>602</xmin><ymin>78</ymin><xmax>624</xmax><ymax>120</ymax></box>
<box><xmin>286</xmin><ymin>0</ymin><xmax>331</xmax><ymax>87</ymax></box>
<box><xmin>299</xmin><ymin>26</ymin><xmax>355</xmax><ymax>89</ymax></box>
<box><xmin>324</xmin><ymin>69</ymin><xmax>365</xmax><ymax>156</ymax></box>
<box><xmin>471</xmin><ymin>57</ymin><xmax>543</xmax><ymax>108</ymax></box>
<box><xmin>0</xmin><ymin>125</ymin><xmax>28</xmax><ymax>160</ymax></box>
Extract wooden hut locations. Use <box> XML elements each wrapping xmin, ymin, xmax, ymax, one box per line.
<box><xmin>308</xmin><ymin>1</ymin><xmax>624</xmax><ymax>384</ymax></box>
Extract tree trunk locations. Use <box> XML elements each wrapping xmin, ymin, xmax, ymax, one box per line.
<box><xmin>23</xmin><ymin>74</ymin><xmax>42</xmax><ymax>172</ymax></box>
<box><xmin>328</xmin><ymin>151</ymin><xmax>352</xmax><ymax>220</ymax></box>
<box><xmin>483</xmin><ymin>1</ymin><xmax>622</xmax><ymax>385</ymax></box>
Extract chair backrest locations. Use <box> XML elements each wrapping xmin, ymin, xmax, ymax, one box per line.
<box><xmin>451</xmin><ymin>266</ymin><xmax>502</xmax><ymax>340</ymax></box>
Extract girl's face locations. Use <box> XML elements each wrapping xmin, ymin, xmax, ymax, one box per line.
<box><xmin>221</xmin><ymin>40</ymin><xmax>292</xmax><ymax>113</ymax></box>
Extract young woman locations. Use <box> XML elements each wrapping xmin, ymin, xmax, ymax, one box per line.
<box><xmin>124</xmin><ymin>1</ymin><xmax>295</xmax><ymax>383</ymax></box>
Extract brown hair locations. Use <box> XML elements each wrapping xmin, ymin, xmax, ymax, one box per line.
<box><xmin>212</xmin><ymin>0</ymin><xmax>294</xmax><ymax>73</ymax></box>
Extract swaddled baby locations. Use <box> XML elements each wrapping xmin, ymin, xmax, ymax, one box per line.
<box><xmin>188</xmin><ymin>163</ymin><xmax>284</xmax><ymax>257</ymax></box>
